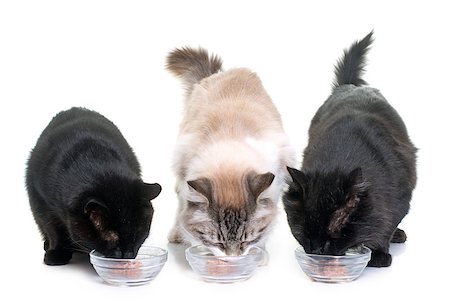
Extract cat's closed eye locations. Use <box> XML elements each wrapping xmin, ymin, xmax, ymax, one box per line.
<box><xmin>215</xmin><ymin>243</ymin><xmax>225</xmax><ymax>250</ymax></box>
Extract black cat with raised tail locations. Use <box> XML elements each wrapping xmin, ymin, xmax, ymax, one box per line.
<box><xmin>283</xmin><ymin>32</ymin><xmax>417</xmax><ymax>267</ymax></box>
<box><xmin>26</xmin><ymin>107</ymin><xmax>161</xmax><ymax>265</ymax></box>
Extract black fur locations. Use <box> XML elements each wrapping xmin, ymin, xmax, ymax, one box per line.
<box><xmin>26</xmin><ymin>108</ymin><xmax>161</xmax><ymax>265</ymax></box>
<box><xmin>283</xmin><ymin>32</ymin><xmax>417</xmax><ymax>267</ymax></box>
<box><xmin>333</xmin><ymin>31</ymin><xmax>373</xmax><ymax>88</ymax></box>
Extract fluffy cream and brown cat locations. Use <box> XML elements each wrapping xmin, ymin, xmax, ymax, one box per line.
<box><xmin>166</xmin><ymin>48</ymin><xmax>294</xmax><ymax>256</ymax></box>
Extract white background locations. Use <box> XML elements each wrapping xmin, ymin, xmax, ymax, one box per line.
<box><xmin>0</xmin><ymin>1</ymin><xmax>448</xmax><ymax>302</ymax></box>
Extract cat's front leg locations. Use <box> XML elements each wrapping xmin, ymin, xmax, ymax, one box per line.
<box><xmin>42</xmin><ymin>223</ymin><xmax>73</xmax><ymax>265</ymax></box>
<box><xmin>367</xmin><ymin>249</ymin><xmax>392</xmax><ymax>267</ymax></box>
<box><xmin>168</xmin><ymin>225</ymin><xmax>185</xmax><ymax>244</ymax></box>
<box><xmin>44</xmin><ymin>249</ymin><xmax>73</xmax><ymax>266</ymax></box>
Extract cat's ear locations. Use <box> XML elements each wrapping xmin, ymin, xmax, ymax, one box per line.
<box><xmin>84</xmin><ymin>198</ymin><xmax>109</xmax><ymax>231</ymax></box>
<box><xmin>287</xmin><ymin>167</ymin><xmax>308</xmax><ymax>199</ymax></box>
<box><xmin>327</xmin><ymin>168</ymin><xmax>368</xmax><ymax>238</ymax></box>
<box><xmin>143</xmin><ymin>182</ymin><xmax>162</xmax><ymax>201</ymax></box>
<box><xmin>248</xmin><ymin>172</ymin><xmax>275</xmax><ymax>199</ymax></box>
<box><xmin>346</xmin><ymin>167</ymin><xmax>369</xmax><ymax>197</ymax></box>
<box><xmin>187</xmin><ymin>178</ymin><xmax>213</xmax><ymax>203</ymax></box>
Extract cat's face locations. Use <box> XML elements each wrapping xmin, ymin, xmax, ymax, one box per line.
<box><xmin>283</xmin><ymin>167</ymin><xmax>368</xmax><ymax>255</ymax></box>
<box><xmin>68</xmin><ymin>180</ymin><xmax>161</xmax><ymax>258</ymax></box>
<box><xmin>183</xmin><ymin>171</ymin><xmax>276</xmax><ymax>256</ymax></box>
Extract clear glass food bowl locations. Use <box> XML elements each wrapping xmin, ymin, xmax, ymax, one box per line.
<box><xmin>185</xmin><ymin>245</ymin><xmax>267</xmax><ymax>283</ymax></box>
<box><xmin>295</xmin><ymin>245</ymin><xmax>371</xmax><ymax>283</ymax></box>
<box><xmin>90</xmin><ymin>246</ymin><xmax>168</xmax><ymax>286</ymax></box>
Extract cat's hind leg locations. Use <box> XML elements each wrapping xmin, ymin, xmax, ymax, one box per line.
<box><xmin>390</xmin><ymin>228</ymin><xmax>407</xmax><ymax>243</ymax></box>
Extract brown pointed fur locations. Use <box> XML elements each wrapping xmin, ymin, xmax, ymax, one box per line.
<box><xmin>166</xmin><ymin>47</ymin><xmax>223</xmax><ymax>92</ymax></box>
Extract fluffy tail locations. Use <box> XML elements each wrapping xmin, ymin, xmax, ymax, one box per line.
<box><xmin>333</xmin><ymin>31</ymin><xmax>374</xmax><ymax>89</ymax></box>
<box><xmin>166</xmin><ymin>47</ymin><xmax>223</xmax><ymax>92</ymax></box>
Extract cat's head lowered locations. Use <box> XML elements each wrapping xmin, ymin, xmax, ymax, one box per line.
<box><xmin>283</xmin><ymin>167</ymin><xmax>369</xmax><ymax>255</ymax></box>
<box><xmin>68</xmin><ymin>175</ymin><xmax>161</xmax><ymax>258</ymax></box>
<box><xmin>183</xmin><ymin>170</ymin><xmax>276</xmax><ymax>256</ymax></box>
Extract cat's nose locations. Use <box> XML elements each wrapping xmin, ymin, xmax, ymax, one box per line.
<box><xmin>311</xmin><ymin>247</ymin><xmax>323</xmax><ymax>254</ymax></box>
<box><xmin>122</xmin><ymin>250</ymin><xmax>137</xmax><ymax>259</ymax></box>
<box><xmin>311</xmin><ymin>245</ymin><xmax>326</xmax><ymax>254</ymax></box>
<box><xmin>323</xmin><ymin>240</ymin><xmax>331</xmax><ymax>252</ymax></box>
<box><xmin>106</xmin><ymin>247</ymin><xmax>123</xmax><ymax>258</ymax></box>
<box><xmin>224</xmin><ymin>243</ymin><xmax>241</xmax><ymax>256</ymax></box>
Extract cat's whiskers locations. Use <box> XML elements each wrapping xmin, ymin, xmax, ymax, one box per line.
<box><xmin>69</xmin><ymin>239</ymin><xmax>91</xmax><ymax>253</ymax></box>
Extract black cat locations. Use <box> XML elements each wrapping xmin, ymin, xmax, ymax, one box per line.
<box><xmin>26</xmin><ymin>107</ymin><xmax>161</xmax><ymax>265</ymax></box>
<box><xmin>283</xmin><ymin>32</ymin><xmax>417</xmax><ymax>267</ymax></box>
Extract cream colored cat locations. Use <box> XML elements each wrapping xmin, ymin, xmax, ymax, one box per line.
<box><xmin>167</xmin><ymin>47</ymin><xmax>295</xmax><ymax>256</ymax></box>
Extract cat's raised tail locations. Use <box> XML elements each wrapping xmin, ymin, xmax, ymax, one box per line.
<box><xmin>166</xmin><ymin>47</ymin><xmax>223</xmax><ymax>92</ymax></box>
<box><xmin>333</xmin><ymin>31</ymin><xmax>374</xmax><ymax>89</ymax></box>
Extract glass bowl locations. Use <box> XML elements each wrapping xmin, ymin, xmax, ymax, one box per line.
<box><xmin>295</xmin><ymin>245</ymin><xmax>371</xmax><ymax>283</ymax></box>
<box><xmin>185</xmin><ymin>245</ymin><xmax>267</xmax><ymax>283</ymax></box>
<box><xmin>90</xmin><ymin>246</ymin><xmax>168</xmax><ymax>286</ymax></box>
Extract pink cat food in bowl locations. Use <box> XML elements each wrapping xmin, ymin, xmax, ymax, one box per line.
<box><xmin>185</xmin><ymin>245</ymin><xmax>267</xmax><ymax>283</ymax></box>
<box><xmin>295</xmin><ymin>245</ymin><xmax>371</xmax><ymax>283</ymax></box>
<box><xmin>90</xmin><ymin>246</ymin><xmax>167</xmax><ymax>286</ymax></box>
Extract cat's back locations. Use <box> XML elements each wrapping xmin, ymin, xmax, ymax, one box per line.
<box><xmin>309</xmin><ymin>85</ymin><xmax>411</xmax><ymax>143</ymax></box>
<box><xmin>40</xmin><ymin>107</ymin><xmax>122</xmax><ymax>141</ymax></box>
<box><xmin>198</xmin><ymin>68</ymin><xmax>271</xmax><ymax>104</ymax></box>
<box><xmin>181</xmin><ymin>68</ymin><xmax>283</xmax><ymax>137</ymax></box>
<box><xmin>27</xmin><ymin>107</ymin><xmax>140</xmax><ymax>185</ymax></box>
<box><xmin>305</xmin><ymin>85</ymin><xmax>416</xmax><ymax>190</ymax></box>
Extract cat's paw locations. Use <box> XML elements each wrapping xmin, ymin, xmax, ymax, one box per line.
<box><xmin>391</xmin><ymin>228</ymin><xmax>407</xmax><ymax>243</ymax></box>
<box><xmin>367</xmin><ymin>250</ymin><xmax>392</xmax><ymax>267</ymax></box>
<box><xmin>44</xmin><ymin>249</ymin><xmax>73</xmax><ymax>265</ymax></box>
